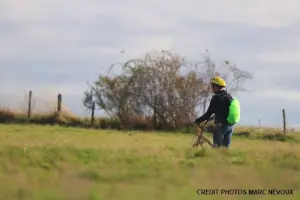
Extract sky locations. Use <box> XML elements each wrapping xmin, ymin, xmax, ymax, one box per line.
<box><xmin>0</xmin><ymin>0</ymin><xmax>300</xmax><ymax>128</ymax></box>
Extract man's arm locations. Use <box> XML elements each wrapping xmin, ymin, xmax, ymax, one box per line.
<box><xmin>194</xmin><ymin>97</ymin><xmax>216</xmax><ymax>124</ymax></box>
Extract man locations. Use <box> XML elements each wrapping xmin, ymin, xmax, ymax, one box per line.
<box><xmin>194</xmin><ymin>76</ymin><xmax>234</xmax><ymax>149</ymax></box>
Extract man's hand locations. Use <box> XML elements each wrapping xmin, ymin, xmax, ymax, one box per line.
<box><xmin>209</xmin><ymin>114</ymin><xmax>215</xmax><ymax>121</ymax></box>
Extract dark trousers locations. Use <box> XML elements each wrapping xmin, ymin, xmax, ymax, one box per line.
<box><xmin>213</xmin><ymin>123</ymin><xmax>234</xmax><ymax>148</ymax></box>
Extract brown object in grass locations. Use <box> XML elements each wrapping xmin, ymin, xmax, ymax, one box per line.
<box><xmin>192</xmin><ymin>121</ymin><xmax>213</xmax><ymax>148</ymax></box>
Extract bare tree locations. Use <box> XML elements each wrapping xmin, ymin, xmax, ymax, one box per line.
<box><xmin>83</xmin><ymin>50</ymin><xmax>252</xmax><ymax>130</ymax></box>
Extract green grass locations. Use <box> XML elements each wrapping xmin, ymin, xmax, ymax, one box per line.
<box><xmin>0</xmin><ymin>124</ymin><xmax>300</xmax><ymax>200</ymax></box>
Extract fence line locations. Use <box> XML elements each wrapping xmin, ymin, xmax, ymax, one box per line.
<box><xmin>25</xmin><ymin>90</ymin><xmax>96</xmax><ymax>125</ymax></box>
<box><xmin>15</xmin><ymin>90</ymin><xmax>290</xmax><ymax>133</ymax></box>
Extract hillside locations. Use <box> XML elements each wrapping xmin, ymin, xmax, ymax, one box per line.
<box><xmin>0</xmin><ymin>124</ymin><xmax>299</xmax><ymax>200</ymax></box>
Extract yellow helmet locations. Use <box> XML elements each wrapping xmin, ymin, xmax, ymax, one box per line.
<box><xmin>210</xmin><ymin>76</ymin><xmax>226</xmax><ymax>87</ymax></box>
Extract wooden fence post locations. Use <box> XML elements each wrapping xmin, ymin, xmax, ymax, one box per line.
<box><xmin>282</xmin><ymin>109</ymin><xmax>286</xmax><ymax>135</ymax></box>
<box><xmin>91</xmin><ymin>102</ymin><xmax>95</xmax><ymax>125</ymax></box>
<box><xmin>27</xmin><ymin>90</ymin><xmax>32</xmax><ymax>119</ymax></box>
<box><xmin>57</xmin><ymin>94</ymin><xmax>62</xmax><ymax>115</ymax></box>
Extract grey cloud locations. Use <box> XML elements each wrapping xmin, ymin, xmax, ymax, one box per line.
<box><xmin>274</xmin><ymin>73</ymin><xmax>300</xmax><ymax>91</ymax></box>
<box><xmin>237</xmin><ymin>92</ymin><xmax>300</xmax><ymax>128</ymax></box>
<box><xmin>219</xmin><ymin>23</ymin><xmax>300</xmax><ymax>52</ymax></box>
<box><xmin>245</xmin><ymin>62</ymin><xmax>300</xmax><ymax>90</ymax></box>
<box><xmin>0</xmin><ymin>14</ymin><xmax>174</xmax><ymax>62</ymax></box>
<box><xmin>0</xmin><ymin>60</ymin><xmax>110</xmax><ymax>87</ymax></box>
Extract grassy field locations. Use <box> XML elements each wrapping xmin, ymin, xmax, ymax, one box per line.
<box><xmin>0</xmin><ymin>124</ymin><xmax>299</xmax><ymax>200</ymax></box>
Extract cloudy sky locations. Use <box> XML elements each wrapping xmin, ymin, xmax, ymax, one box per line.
<box><xmin>1</xmin><ymin>0</ymin><xmax>300</xmax><ymax>128</ymax></box>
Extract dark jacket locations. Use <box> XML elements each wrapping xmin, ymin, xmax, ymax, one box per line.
<box><xmin>196</xmin><ymin>90</ymin><xmax>233</xmax><ymax>125</ymax></box>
